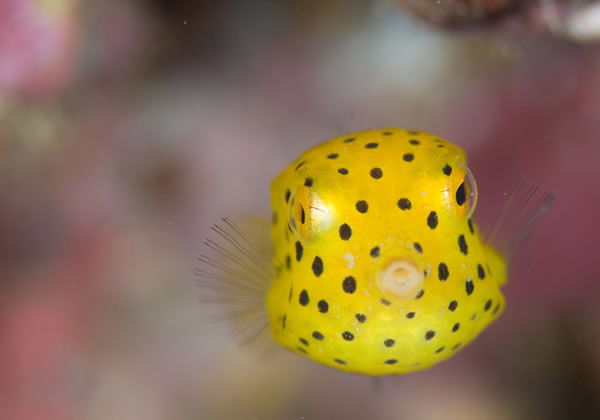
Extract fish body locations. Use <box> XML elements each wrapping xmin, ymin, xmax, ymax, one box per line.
<box><xmin>267</xmin><ymin>129</ymin><xmax>507</xmax><ymax>375</ymax></box>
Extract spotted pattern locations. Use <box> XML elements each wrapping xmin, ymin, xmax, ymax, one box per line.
<box><xmin>339</xmin><ymin>224</ymin><xmax>352</xmax><ymax>240</ymax></box>
<box><xmin>397</xmin><ymin>198</ymin><xmax>412</xmax><ymax>210</ymax></box>
<box><xmin>448</xmin><ymin>300</ymin><xmax>458</xmax><ymax>312</ymax></box>
<box><xmin>355</xmin><ymin>313</ymin><xmax>367</xmax><ymax>323</ymax></box>
<box><xmin>438</xmin><ymin>263</ymin><xmax>449</xmax><ymax>281</ymax></box>
<box><xmin>356</xmin><ymin>200</ymin><xmax>368</xmax><ymax>213</ymax></box>
<box><xmin>299</xmin><ymin>290</ymin><xmax>309</xmax><ymax>306</ymax></box>
<box><xmin>370</xmin><ymin>167</ymin><xmax>383</xmax><ymax>179</ymax></box>
<box><xmin>285</xmin><ymin>255</ymin><xmax>291</xmax><ymax>270</ymax></box>
<box><xmin>427</xmin><ymin>211</ymin><xmax>438</xmax><ymax>229</ymax></box>
<box><xmin>370</xmin><ymin>246</ymin><xmax>380</xmax><ymax>258</ymax></box>
<box><xmin>478</xmin><ymin>264</ymin><xmax>485</xmax><ymax>279</ymax></box>
<box><xmin>458</xmin><ymin>235</ymin><xmax>468</xmax><ymax>255</ymax></box>
<box><xmin>312</xmin><ymin>257</ymin><xmax>323</xmax><ymax>277</ymax></box>
<box><xmin>313</xmin><ymin>331</ymin><xmax>324</xmax><ymax>340</ymax></box>
<box><xmin>342</xmin><ymin>276</ymin><xmax>357</xmax><ymax>294</ymax></box>
<box><xmin>295</xmin><ymin>241</ymin><xmax>303</xmax><ymax>262</ymax></box>
<box><xmin>342</xmin><ymin>331</ymin><xmax>354</xmax><ymax>341</ymax></box>
<box><xmin>465</xmin><ymin>279</ymin><xmax>474</xmax><ymax>296</ymax></box>
<box><xmin>484</xmin><ymin>299</ymin><xmax>492</xmax><ymax>311</ymax></box>
<box><xmin>317</xmin><ymin>299</ymin><xmax>329</xmax><ymax>313</ymax></box>
<box><xmin>268</xmin><ymin>128</ymin><xmax>508</xmax><ymax>376</ymax></box>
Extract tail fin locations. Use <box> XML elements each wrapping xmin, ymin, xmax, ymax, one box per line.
<box><xmin>486</xmin><ymin>180</ymin><xmax>555</xmax><ymax>265</ymax></box>
<box><xmin>195</xmin><ymin>217</ymin><xmax>275</xmax><ymax>344</ymax></box>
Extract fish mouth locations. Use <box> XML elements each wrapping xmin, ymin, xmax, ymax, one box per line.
<box><xmin>375</xmin><ymin>256</ymin><xmax>424</xmax><ymax>300</ymax></box>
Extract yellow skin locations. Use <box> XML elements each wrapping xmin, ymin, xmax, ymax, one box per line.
<box><xmin>267</xmin><ymin>129</ymin><xmax>506</xmax><ymax>375</ymax></box>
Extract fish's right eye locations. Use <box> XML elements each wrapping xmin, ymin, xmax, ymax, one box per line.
<box><xmin>456</xmin><ymin>182</ymin><xmax>466</xmax><ymax>206</ymax></box>
<box><xmin>444</xmin><ymin>164</ymin><xmax>478</xmax><ymax>220</ymax></box>
<box><xmin>288</xmin><ymin>185</ymin><xmax>331</xmax><ymax>242</ymax></box>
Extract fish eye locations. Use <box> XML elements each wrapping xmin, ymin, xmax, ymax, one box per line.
<box><xmin>456</xmin><ymin>182</ymin><xmax>466</xmax><ymax>206</ymax></box>
<box><xmin>462</xmin><ymin>166</ymin><xmax>478</xmax><ymax>219</ymax></box>
<box><xmin>444</xmin><ymin>164</ymin><xmax>478</xmax><ymax>220</ymax></box>
<box><xmin>288</xmin><ymin>185</ymin><xmax>331</xmax><ymax>242</ymax></box>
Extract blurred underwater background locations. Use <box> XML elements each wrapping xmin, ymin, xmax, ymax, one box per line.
<box><xmin>1</xmin><ymin>0</ymin><xmax>600</xmax><ymax>419</ymax></box>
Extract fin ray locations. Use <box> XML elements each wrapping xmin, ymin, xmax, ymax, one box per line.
<box><xmin>196</xmin><ymin>216</ymin><xmax>273</xmax><ymax>344</ymax></box>
<box><xmin>487</xmin><ymin>179</ymin><xmax>555</xmax><ymax>263</ymax></box>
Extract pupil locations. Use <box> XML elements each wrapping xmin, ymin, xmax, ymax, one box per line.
<box><xmin>456</xmin><ymin>182</ymin><xmax>466</xmax><ymax>206</ymax></box>
<box><xmin>300</xmin><ymin>206</ymin><xmax>306</xmax><ymax>224</ymax></box>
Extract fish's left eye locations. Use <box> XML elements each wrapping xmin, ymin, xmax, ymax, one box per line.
<box><xmin>288</xmin><ymin>185</ymin><xmax>331</xmax><ymax>242</ymax></box>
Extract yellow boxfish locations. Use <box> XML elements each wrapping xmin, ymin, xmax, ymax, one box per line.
<box><xmin>197</xmin><ymin>128</ymin><xmax>554</xmax><ymax>376</ymax></box>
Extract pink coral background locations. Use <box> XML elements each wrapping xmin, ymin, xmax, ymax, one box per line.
<box><xmin>1</xmin><ymin>1</ymin><xmax>599</xmax><ymax>419</ymax></box>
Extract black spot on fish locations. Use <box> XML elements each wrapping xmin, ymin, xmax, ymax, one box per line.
<box><xmin>355</xmin><ymin>313</ymin><xmax>367</xmax><ymax>323</ymax></box>
<box><xmin>484</xmin><ymin>299</ymin><xmax>492</xmax><ymax>311</ymax></box>
<box><xmin>339</xmin><ymin>224</ymin><xmax>352</xmax><ymax>240</ymax></box>
<box><xmin>438</xmin><ymin>262</ymin><xmax>449</xmax><ymax>281</ymax></box>
<box><xmin>370</xmin><ymin>167</ymin><xmax>383</xmax><ymax>179</ymax></box>
<box><xmin>370</xmin><ymin>246</ymin><xmax>380</xmax><ymax>258</ymax></box>
<box><xmin>299</xmin><ymin>290</ymin><xmax>309</xmax><ymax>306</ymax></box>
<box><xmin>458</xmin><ymin>235</ymin><xmax>468</xmax><ymax>255</ymax></box>
<box><xmin>342</xmin><ymin>331</ymin><xmax>354</xmax><ymax>341</ymax></box>
<box><xmin>478</xmin><ymin>264</ymin><xmax>485</xmax><ymax>279</ymax></box>
<box><xmin>448</xmin><ymin>300</ymin><xmax>458</xmax><ymax>311</ymax></box>
<box><xmin>397</xmin><ymin>198</ymin><xmax>412</xmax><ymax>210</ymax></box>
<box><xmin>342</xmin><ymin>276</ymin><xmax>357</xmax><ymax>294</ymax></box>
<box><xmin>312</xmin><ymin>256</ymin><xmax>324</xmax><ymax>277</ymax></box>
<box><xmin>466</xmin><ymin>279</ymin><xmax>474</xmax><ymax>295</ymax></box>
<box><xmin>318</xmin><ymin>299</ymin><xmax>329</xmax><ymax>313</ymax></box>
<box><xmin>356</xmin><ymin>200</ymin><xmax>368</xmax><ymax>213</ymax></box>
<box><xmin>427</xmin><ymin>211</ymin><xmax>438</xmax><ymax>229</ymax></box>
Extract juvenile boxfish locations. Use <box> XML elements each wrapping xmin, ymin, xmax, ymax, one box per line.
<box><xmin>197</xmin><ymin>129</ymin><xmax>554</xmax><ymax>376</ymax></box>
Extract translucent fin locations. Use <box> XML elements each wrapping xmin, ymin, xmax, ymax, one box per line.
<box><xmin>195</xmin><ymin>216</ymin><xmax>276</xmax><ymax>345</ymax></box>
<box><xmin>486</xmin><ymin>180</ymin><xmax>555</xmax><ymax>264</ymax></box>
